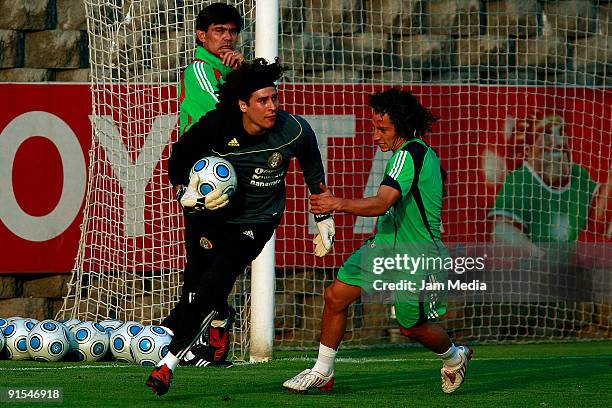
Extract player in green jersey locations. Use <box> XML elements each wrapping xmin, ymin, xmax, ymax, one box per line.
<box><xmin>283</xmin><ymin>88</ymin><xmax>473</xmax><ymax>394</ymax></box>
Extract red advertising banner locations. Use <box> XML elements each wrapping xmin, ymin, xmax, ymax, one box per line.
<box><xmin>0</xmin><ymin>84</ymin><xmax>610</xmax><ymax>273</ymax></box>
<box><xmin>281</xmin><ymin>85</ymin><xmax>612</xmax><ymax>267</ymax></box>
<box><xmin>0</xmin><ymin>85</ymin><xmax>92</xmax><ymax>273</ymax></box>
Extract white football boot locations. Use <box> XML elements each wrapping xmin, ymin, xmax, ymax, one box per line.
<box><xmin>441</xmin><ymin>345</ymin><xmax>474</xmax><ymax>393</ymax></box>
<box><xmin>283</xmin><ymin>368</ymin><xmax>335</xmax><ymax>393</ymax></box>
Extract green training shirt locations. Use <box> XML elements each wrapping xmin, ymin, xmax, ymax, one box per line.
<box><xmin>376</xmin><ymin>138</ymin><xmax>445</xmax><ymax>255</ymax></box>
<box><xmin>178</xmin><ymin>46</ymin><xmax>233</xmax><ymax>135</ymax></box>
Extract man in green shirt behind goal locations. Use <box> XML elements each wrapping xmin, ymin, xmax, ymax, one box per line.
<box><xmin>179</xmin><ymin>3</ymin><xmax>245</xmax><ymax>135</ymax></box>
<box><xmin>283</xmin><ymin>88</ymin><xmax>474</xmax><ymax>394</ymax></box>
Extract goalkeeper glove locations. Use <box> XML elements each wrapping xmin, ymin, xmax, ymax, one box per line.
<box><xmin>177</xmin><ymin>173</ymin><xmax>229</xmax><ymax>212</ymax></box>
<box><xmin>313</xmin><ymin>214</ymin><xmax>335</xmax><ymax>257</ymax></box>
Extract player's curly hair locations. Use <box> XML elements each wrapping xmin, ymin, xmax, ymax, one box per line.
<box><xmin>216</xmin><ymin>58</ymin><xmax>286</xmax><ymax>116</ymax></box>
<box><xmin>368</xmin><ymin>88</ymin><xmax>438</xmax><ymax>139</ymax></box>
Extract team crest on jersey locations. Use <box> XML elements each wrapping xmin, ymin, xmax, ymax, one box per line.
<box><xmin>268</xmin><ymin>152</ymin><xmax>283</xmax><ymax>169</ymax></box>
<box><xmin>199</xmin><ymin>236</ymin><xmax>213</xmax><ymax>250</ymax></box>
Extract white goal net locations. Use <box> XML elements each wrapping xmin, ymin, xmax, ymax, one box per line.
<box><xmin>61</xmin><ymin>0</ymin><xmax>612</xmax><ymax>359</ymax></box>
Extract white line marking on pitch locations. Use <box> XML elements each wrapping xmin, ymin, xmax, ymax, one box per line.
<box><xmin>0</xmin><ymin>355</ymin><xmax>609</xmax><ymax>371</ymax></box>
<box><xmin>0</xmin><ymin>364</ymin><xmax>132</xmax><ymax>371</ymax></box>
<box><xmin>274</xmin><ymin>355</ymin><xmax>611</xmax><ymax>363</ymax></box>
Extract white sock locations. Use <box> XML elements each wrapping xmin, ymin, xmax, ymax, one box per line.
<box><xmin>312</xmin><ymin>343</ymin><xmax>337</xmax><ymax>375</ymax></box>
<box><xmin>157</xmin><ymin>351</ymin><xmax>180</xmax><ymax>372</ymax></box>
<box><xmin>438</xmin><ymin>344</ymin><xmax>462</xmax><ymax>369</ymax></box>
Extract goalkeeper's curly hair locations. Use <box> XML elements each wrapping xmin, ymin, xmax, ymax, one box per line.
<box><xmin>369</xmin><ymin>88</ymin><xmax>438</xmax><ymax>139</ymax></box>
<box><xmin>216</xmin><ymin>58</ymin><xmax>286</xmax><ymax>116</ymax></box>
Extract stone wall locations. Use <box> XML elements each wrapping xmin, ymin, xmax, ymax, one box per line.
<box><xmin>0</xmin><ymin>1</ymin><xmax>610</xmax><ymax>84</ymax></box>
<box><xmin>0</xmin><ymin>0</ymin><xmax>88</xmax><ymax>81</ymax></box>
<box><xmin>0</xmin><ymin>275</ymin><xmax>70</xmax><ymax>321</ymax></box>
<box><xmin>280</xmin><ymin>0</ymin><xmax>611</xmax><ymax>85</ymax></box>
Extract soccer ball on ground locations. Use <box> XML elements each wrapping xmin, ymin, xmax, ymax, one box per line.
<box><xmin>8</xmin><ymin>316</ymin><xmax>38</xmax><ymax>324</ymax></box>
<box><xmin>99</xmin><ymin>319</ymin><xmax>123</xmax><ymax>335</ymax></box>
<box><xmin>189</xmin><ymin>156</ymin><xmax>237</xmax><ymax>199</ymax></box>
<box><xmin>27</xmin><ymin>320</ymin><xmax>71</xmax><ymax>362</ymax></box>
<box><xmin>0</xmin><ymin>317</ymin><xmax>10</xmax><ymax>333</ymax></box>
<box><xmin>2</xmin><ymin>318</ymin><xmax>37</xmax><ymax>360</ymax></box>
<box><xmin>68</xmin><ymin>322</ymin><xmax>109</xmax><ymax>362</ymax></box>
<box><xmin>58</xmin><ymin>318</ymin><xmax>81</xmax><ymax>330</ymax></box>
<box><xmin>130</xmin><ymin>325</ymin><xmax>172</xmax><ymax>366</ymax></box>
<box><xmin>0</xmin><ymin>317</ymin><xmax>8</xmax><ymax>354</ymax></box>
<box><xmin>109</xmin><ymin>321</ymin><xmax>144</xmax><ymax>362</ymax></box>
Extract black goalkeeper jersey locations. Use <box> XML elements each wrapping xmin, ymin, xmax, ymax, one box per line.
<box><xmin>168</xmin><ymin>108</ymin><xmax>326</xmax><ymax>224</ymax></box>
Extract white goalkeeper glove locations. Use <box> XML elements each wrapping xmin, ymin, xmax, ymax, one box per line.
<box><xmin>313</xmin><ymin>215</ymin><xmax>335</xmax><ymax>257</ymax></box>
<box><xmin>177</xmin><ymin>173</ymin><xmax>229</xmax><ymax>212</ymax></box>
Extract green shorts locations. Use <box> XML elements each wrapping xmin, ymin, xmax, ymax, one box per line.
<box><xmin>336</xmin><ymin>241</ymin><xmax>447</xmax><ymax>329</ymax></box>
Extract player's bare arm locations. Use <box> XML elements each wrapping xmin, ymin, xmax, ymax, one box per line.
<box><xmin>310</xmin><ymin>183</ymin><xmax>400</xmax><ymax>217</ymax></box>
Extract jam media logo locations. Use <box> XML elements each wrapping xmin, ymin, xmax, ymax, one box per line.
<box><xmin>268</xmin><ymin>152</ymin><xmax>283</xmax><ymax>169</ymax></box>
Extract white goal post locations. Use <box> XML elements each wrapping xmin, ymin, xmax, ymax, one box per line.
<box><xmin>249</xmin><ymin>0</ymin><xmax>280</xmax><ymax>363</ymax></box>
<box><xmin>60</xmin><ymin>0</ymin><xmax>612</xmax><ymax>361</ymax></box>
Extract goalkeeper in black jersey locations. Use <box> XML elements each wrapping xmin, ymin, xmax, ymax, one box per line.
<box><xmin>146</xmin><ymin>58</ymin><xmax>335</xmax><ymax>396</ymax></box>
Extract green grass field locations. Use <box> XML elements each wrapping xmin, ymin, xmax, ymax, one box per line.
<box><xmin>0</xmin><ymin>342</ymin><xmax>610</xmax><ymax>407</ymax></box>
